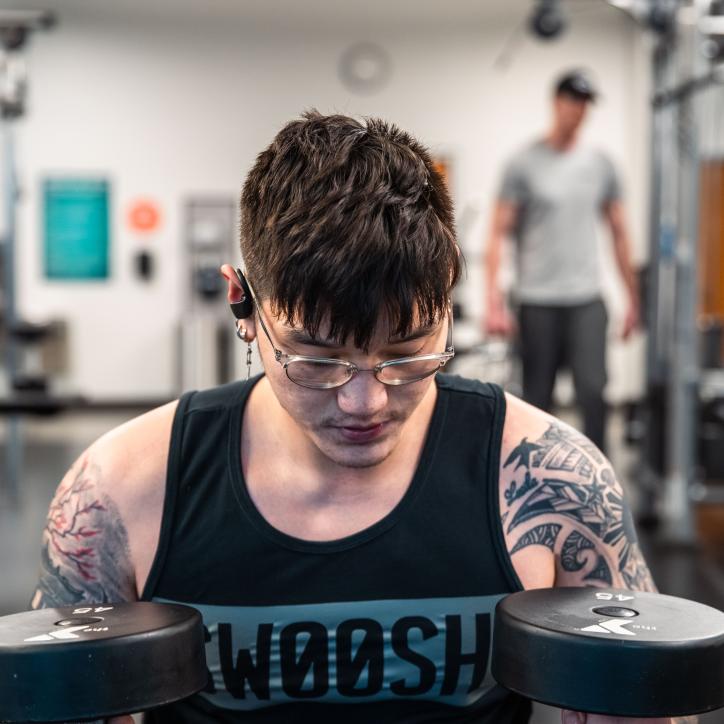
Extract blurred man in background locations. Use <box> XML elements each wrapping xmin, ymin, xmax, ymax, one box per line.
<box><xmin>483</xmin><ymin>70</ymin><xmax>639</xmax><ymax>454</ymax></box>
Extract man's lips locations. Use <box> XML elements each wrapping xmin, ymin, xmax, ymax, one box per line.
<box><xmin>330</xmin><ymin>421</ymin><xmax>390</xmax><ymax>443</ymax></box>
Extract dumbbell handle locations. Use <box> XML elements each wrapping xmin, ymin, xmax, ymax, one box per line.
<box><xmin>561</xmin><ymin>711</ymin><xmax>673</xmax><ymax>723</ymax></box>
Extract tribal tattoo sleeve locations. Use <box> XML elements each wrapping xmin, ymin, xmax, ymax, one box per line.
<box><xmin>30</xmin><ymin>455</ymin><xmax>136</xmax><ymax>609</ymax></box>
<box><xmin>502</xmin><ymin>423</ymin><xmax>656</xmax><ymax>592</ymax></box>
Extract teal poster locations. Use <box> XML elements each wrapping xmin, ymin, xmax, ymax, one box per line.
<box><xmin>43</xmin><ymin>178</ymin><xmax>110</xmax><ymax>279</ymax></box>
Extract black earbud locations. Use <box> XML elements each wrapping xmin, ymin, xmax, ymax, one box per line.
<box><xmin>229</xmin><ymin>268</ymin><xmax>254</xmax><ymax>319</ymax></box>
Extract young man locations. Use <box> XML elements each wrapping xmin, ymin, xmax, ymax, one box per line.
<box><xmin>33</xmin><ymin>112</ymin><xmax>668</xmax><ymax>724</ymax></box>
<box><xmin>484</xmin><ymin>70</ymin><xmax>640</xmax><ymax>454</ymax></box>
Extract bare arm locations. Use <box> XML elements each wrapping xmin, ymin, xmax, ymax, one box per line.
<box><xmin>483</xmin><ymin>200</ymin><xmax>518</xmax><ymax>336</ymax></box>
<box><xmin>499</xmin><ymin>403</ymin><xmax>698</xmax><ymax>723</ymax></box>
<box><xmin>31</xmin><ymin>452</ymin><xmax>137</xmax><ymax>609</ymax></box>
<box><xmin>30</xmin><ymin>441</ymin><xmax>161</xmax><ymax>724</ymax></box>
<box><xmin>500</xmin><ymin>403</ymin><xmax>655</xmax><ymax>592</ymax></box>
<box><xmin>603</xmin><ymin>200</ymin><xmax>640</xmax><ymax>339</ymax></box>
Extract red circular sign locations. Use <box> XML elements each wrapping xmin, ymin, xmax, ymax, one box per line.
<box><xmin>128</xmin><ymin>200</ymin><xmax>161</xmax><ymax>233</ymax></box>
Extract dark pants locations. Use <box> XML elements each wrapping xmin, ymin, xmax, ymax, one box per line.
<box><xmin>518</xmin><ymin>298</ymin><xmax>608</xmax><ymax>453</ymax></box>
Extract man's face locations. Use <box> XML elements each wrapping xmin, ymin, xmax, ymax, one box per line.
<box><xmin>553</xmin><ymin>93</ymin><xmax>590</xmax><ymax>135</ymax></box>
<box><xmin>254</xmin><ymin>304</ymin><xmax>448</xmax><ymax>470</ymax></box>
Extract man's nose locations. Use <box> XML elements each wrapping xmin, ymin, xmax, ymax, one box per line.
<box><xmin>336</xmin><ymin>370</ymin><xmax>389</xmax><ymax>418</ymax></box>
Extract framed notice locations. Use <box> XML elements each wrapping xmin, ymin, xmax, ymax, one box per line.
<box><xmin>43</xmin><ymin>178</ymin><xmax>110</xmax><ymax>280</ymax></box>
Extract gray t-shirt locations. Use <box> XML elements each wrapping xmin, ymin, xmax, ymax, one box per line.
<box><xmin>499</xmin><ymin>140</ymin><xmax>621</xmax><ymax>305</ymax></box>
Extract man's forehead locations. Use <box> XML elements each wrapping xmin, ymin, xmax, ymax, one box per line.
<box><xmin>265</xmin><ymin>302</ymin><xmax>438</xmax><ymax>347</ymax></box>
<box><xmin>278</xmin><ymin>319</ymin><xmax>437</xmax><ymax>346</ymax></box>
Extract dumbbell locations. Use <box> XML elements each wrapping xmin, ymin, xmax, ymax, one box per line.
<box><xmin>492</xmin><ymin>587</ymin><xmax>724</xmax><ymax>719</ymax></box>
<box><xmin>0</xmin><ymin>602</ymin><xmax>206</xmax><ymax>722</ymax></box>
<box><xmin>0</xmin><ymin>589</ymin><xmax>722</xmax><ymax>721</ymax></box>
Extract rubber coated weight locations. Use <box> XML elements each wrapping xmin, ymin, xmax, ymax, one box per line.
<box><xmin>0</xmin><ymin>602</ymin><xmax>206</xmax><ymax>722</ymax></box>
<box><xmin>492</xmin><ymin>587</ymin><xmax>724</xmax><ymax>718</ymax></box>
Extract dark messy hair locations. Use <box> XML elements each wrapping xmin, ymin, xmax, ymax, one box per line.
<box><xmin>240</xmin><ymin>110</ymin><xmax>459</xmax><ymax>349</ymax></box>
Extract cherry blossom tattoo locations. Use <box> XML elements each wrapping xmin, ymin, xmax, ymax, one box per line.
<box><xmin>31</xmin><ymin>456</ymin><xmax>135</xmax><ymax>608</ymax></box>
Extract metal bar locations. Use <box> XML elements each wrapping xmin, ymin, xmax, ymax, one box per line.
<box><xmin>0</xmin><ymin>396</ymin><xmax>173</xmax><ymax>415</ymax></box>
<box><xmin>661</xmin><ymin>0</ymin><xmax>707</xmax><ymax>543</ymax></box>
<box><xmin>651</xmin><ymin>69</ymin><xmax>723</xmax><ymax>107</ymax></box>
<box><xmin>646</xmin><ymin>43</ymin><xmax>668</xmax><ymax>388</ymax></box>
<box><xmin>1</xmin><ymin>119</ymin><xmax>20</xmax><ymax>503</ymax></box>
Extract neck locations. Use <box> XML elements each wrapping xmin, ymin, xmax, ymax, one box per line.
<box><xmin>250</xmin><ymin>377</ymin><xmax>437</xmax><ymax>500</ymax></box>
<box><xmin>242</xmin><ymin>378</ymin><xmax>438</xmax><ymax>541</ymax></box>
<box><xmin>546</xmin><ymin>127</ymin><xmax>577</xmax><ymax>151</ymax></box>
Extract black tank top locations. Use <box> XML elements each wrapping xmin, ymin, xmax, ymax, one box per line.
<box><xmin>142</xmin><ymin>374</ymin><xmax>530</xmax><ymax>723</ymax></box>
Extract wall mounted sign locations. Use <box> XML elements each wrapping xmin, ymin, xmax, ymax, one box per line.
<box><xmin>43</xmin><ymin>177</ymin><xmax>109</xmax><ymax>280</ymax></box>
<box><xmin>127</xmin><ymin>198</ymin><xmax>161</xmax><ymax>233</ymax></box>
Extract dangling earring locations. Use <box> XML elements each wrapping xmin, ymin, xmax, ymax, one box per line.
<box><xmin>236</xmin><ymin>322</ymin><xmax>253</xmax><ymax>380</ymax></box>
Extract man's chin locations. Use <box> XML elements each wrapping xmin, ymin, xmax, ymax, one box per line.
<box><xmin>313</xmin><ymin>437</ymin><xmax>395</xmax><ymax>469</ymax></box>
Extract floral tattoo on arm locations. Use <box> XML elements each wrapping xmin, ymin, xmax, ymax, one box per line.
<box><xmin>31</xmin><ymin>456</ymin><xmax>136</xmax><ymax>609</ymax></box>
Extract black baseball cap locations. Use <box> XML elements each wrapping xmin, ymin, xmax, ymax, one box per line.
<box><xmin>554</xmin><ymin>70</ymin><xmax>598</xmax><ymax>102</ymax></box>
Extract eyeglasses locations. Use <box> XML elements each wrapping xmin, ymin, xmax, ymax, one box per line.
<box><xmin>243</xmin><ymin>279</ymin><xmax>455</xmax><ymax>390</ymax></box>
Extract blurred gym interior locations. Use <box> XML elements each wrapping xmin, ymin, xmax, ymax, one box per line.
<box><xmin>0</xmin><ymin>1</ymin><xmax>722</xmax><ymax>721</ymax></box>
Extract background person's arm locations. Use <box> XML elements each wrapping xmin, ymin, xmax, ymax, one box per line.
<box><xmin>483</xmin><ymin>199</ymin><xmax>518</xmax><ymax>336</ymax></box>
<box><xmin>603</xmin><ymin>199</ymin><xmax>640</xmax><ymax>340</ymax></box>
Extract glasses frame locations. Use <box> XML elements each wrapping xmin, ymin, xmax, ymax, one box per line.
<box><xmin>243</xmin><ymin>277</ymin><xmax>455</xmax><ymax>390</ymax></box>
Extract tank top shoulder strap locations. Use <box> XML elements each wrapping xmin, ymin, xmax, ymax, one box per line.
<box><xmin>434</xmin><ymin>375</ymin><xmax>519</xmax><ymax>592</ymax></box>
<box><xmin>141</xmin><ymin>377</ymin><xmax>258</xmax><ymax>599</ymax></box>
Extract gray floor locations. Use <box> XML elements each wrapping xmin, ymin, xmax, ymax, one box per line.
<box><xmin>0</xmin><ymin>408</ymin><xmax>723</xmax><ymax>723</ymax></box>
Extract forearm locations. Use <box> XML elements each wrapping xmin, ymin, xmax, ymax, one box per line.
<box><xmin>484</xmin><ymin>234</ymin><xmax>506</xmax><ymax>308</ymax></box>
<box><xmin>612</xmin><ymin>231</ymin><xmax>639</xmax><ymax>304</ymax></box>
<box><xmin>483</xmin><ymin>250</ymin><xmax>503</xmax><ymax>308</ymax></box>
<box><xmin>484</xmin><ymin>201</ymin><xmax>517</xmax><ymax>309</ymax></box>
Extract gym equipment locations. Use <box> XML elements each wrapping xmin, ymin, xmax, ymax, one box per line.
<box><xmin>179</xmin><ymin>197</ymin><xmax>237</xmax><ymax>391</ymax></box>
<box><xmin>1</xmin><ymin>589</ymin><xmax>721</xmax><ymax>721</ymax></box>
<box><xmin>0</xmin><ymin>602</ymin><xmax>206</xmax><ymax>722</ymax></box>
<box><xmin>492</xmin><ymin>587</ymin><xmax>724</xmax><ymax>718</ymax></box>
<box><xmin>0</xmin><ymin>10</ymin><xmax>55</xmax><ymax>504</ymax></box>
<box><xmin>528</xmin><ymin>0</ymin><xmax>567</xmax><ymax>40</ymax></box>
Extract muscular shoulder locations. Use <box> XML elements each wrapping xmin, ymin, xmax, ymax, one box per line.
<box><xmin>31</xmin><ymin>401</ymin><xmax>179</xmax><ymax>608</ymax></box>
<box><xmin>498</xmin><ymin>393</ymin><xmax>655</xmax><ymax>593</ymax></box>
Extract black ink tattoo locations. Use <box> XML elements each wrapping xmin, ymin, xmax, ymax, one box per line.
<box><xmin>504</xmin><ymin>423</ymin><xmax>656</xmax><ymax>592</ymax></box>
<box><xmin>560</xmin><ymin>531</ymin><xmax>612</xmax><ymax>585</ymax></box>
<box><xmin>503</xmin><ymin>437</ymin><xmax>543</xmax><ymax>471</ymax></box>
<box><xmin>511</xmin><ymin>524</ymin><xmax>561</xmax><ymax>555</ymax></box>
<box><xmin>504</xmin><ymin>471</ymin><xmax>539</xmax><ymax>506</ymax></box>
<box><xmin>32</xmin><ymin>456</ymin><xmax>135</xmax><ymax>609</ymax></box>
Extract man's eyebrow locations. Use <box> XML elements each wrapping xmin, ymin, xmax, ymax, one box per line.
<box><xmin>281</xmin><ymin>325</ymin><xmax>437</xmax><ymax>349</ymax></box>
<box><xmin>388</xmin><ymin>325</ymin><xmax>437</xmax><ymax>343</ymax></box>
<box><xmin>282</xmin><ymin>330</ymin><xmax>341</xmax><ymax>349</ymax></box>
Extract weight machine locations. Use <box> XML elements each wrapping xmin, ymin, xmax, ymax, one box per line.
<box><xmin>0</xmin><ymin>10</ymin><xmax>55</xmax><ymax>503</ymax></box>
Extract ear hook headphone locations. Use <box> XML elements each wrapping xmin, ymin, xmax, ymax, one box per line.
<box><xmin>229</xmin><ymin>268</ymin><xmax>254</xmax><ymax>320</ymax></box>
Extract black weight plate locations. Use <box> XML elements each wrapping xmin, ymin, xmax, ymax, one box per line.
<box><xmin>0</xmin><ymin>602</ymin><xmax>206</xmax><ymax>722</ymax></box>
<box><xmin>492</xmin><ymin>587</ymin><xmax>724</xmax><ymax>718</ymax></box>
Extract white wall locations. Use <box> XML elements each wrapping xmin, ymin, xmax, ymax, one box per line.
<box><xmin>11</xmin><ymin>3</ymin><xmax>650</xmax><ymax>400</ymax></box>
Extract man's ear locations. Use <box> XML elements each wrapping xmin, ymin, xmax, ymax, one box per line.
<box><xmin>220</xmin><ymin>264</ymin><xmax>257</xmax><ymax>341</ymax></box>
<box><xmin>220</xmin><ymin>264</ymin><xmax>253</xmax><ymax>319</ymax></box>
